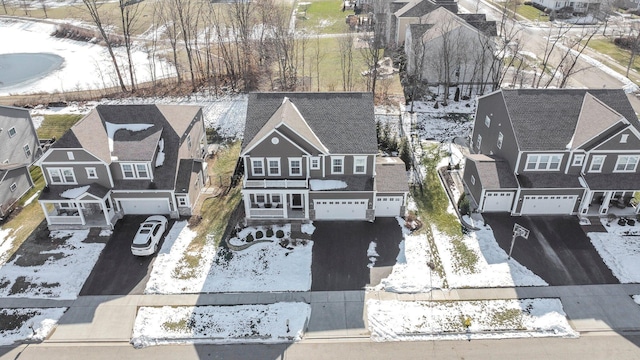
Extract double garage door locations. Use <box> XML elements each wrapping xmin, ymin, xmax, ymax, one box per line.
<box><xmin>314</xmin><ymin>199</ymin><xmax>367</xmax><ymax>220</ymax></box>
<box><xmin>521</xmin><ymin>195</ymin><xmax>577</xmax><ymax>215</ymax></box>
<box><xmin>119</xmin><ymin>199</ymin><xmax>171</xmax><ymax>215</ymax></box>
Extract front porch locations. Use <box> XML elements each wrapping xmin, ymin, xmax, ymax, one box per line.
<box><xmin>41</xmin><ymin>201</ymin><xmax>118</xmax><ymax>230</ymax></box>
<box><xmin>580</xmin><ymin>190</ymin><xmax>640</xmax><ymax>217</ymax></box>
<box><xmin>243</xmin><ymin>190</ymin><xmax>309</xmax><ymax>220</ymax></box>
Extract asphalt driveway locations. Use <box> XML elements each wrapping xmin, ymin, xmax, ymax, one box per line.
<box><xmin>311</xmin><ymin>218</ymin><xmax>403</xmax><ymax>291</ymax></box>
<box><xmin>80</xmin><ymin>215</ymin><xmax>173</xmax><ymax>296</ymax></box>
<box><xmin>483</xmin><ymin>213</ymin><xmax>618</xmax><ymax>286</ymax></box>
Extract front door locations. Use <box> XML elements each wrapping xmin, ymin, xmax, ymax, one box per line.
<box><xmin>291</xmin><ymin>194</ymin><xmax>303</xmax><ymax>209</ymax></box>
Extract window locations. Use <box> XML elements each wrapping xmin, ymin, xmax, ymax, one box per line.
<box><xmin>331</xmin><ymin>156</ymin><xmax>344</xmax><ymax>174</ymax></box>
<box><xmin>67</xmin><ymin>152</ymin><xmax>75</xmax><ymax>160</ymax></box>
<box><xmin>86</xmin><ymin>167</ymin><xmax>98</xmax><ymax>179</ymax></box>
<box><xmin>354</xmin><ymin>156</ymin><xmax>367</xmax><ymax>174</ymax></box>
<box><xmin>525</xmin><ymin>154</ymin><xmax>562</xmax><ymax>171</ymax></box>
<box><xmin>485</xmin><ymin>116</ymin><xmax>491</xmax><ymax>128</ymax></box>
<box><xmin>289</xmin><ymin>158</ymin><xmax>302</xmax><ymax>176</ymax></box>
<box><xmin>187</xmin><ymin>134</ymin><xmax>192</xmax><ymax>149</ymax></box>
<box><xmin>48</xmin><ymin>168</ymin><xmax>76</xmax><ymax>184</ymax></box>
<box><xmin>267</xmin><ymin>158</ymin><xmax>280</xmax><ymax>176</ymax></box>
<box><xmin>497</xmin><ymin>132</ymin><xmax>503</xmax><ymax>149</ymax></box>
<box><xmin>614</xmin><ymin>155</ymin><xmax>639</xmax><ymax>172</ymax></box>
<box><xmin>10</xmin><ymin>183</ymin><xmax>17</xmax><ymax>192</ymax></box>
<box><xmin>251</xmin><ymin>158</ymin><xmax>264</xmax><ymax>176</ymax></box>
<box><xmin>621</xmin><ymin>134</ymin><xmax>629</xmax><ymax>143</ymax></box>
<box><xmin>256</xmin><ymin>194</ymin><xmax>265</xmax><ymax>203</ymax></box>
<box><xmin>310</xmin><ymin>157</ymin><xmax>320</xmax><ymax>170</ymax></box>
<box><xmin>572</xmin><ymin>154</ymin><xmax>584</xmax><ymax>166</ymax></box>
<box><xmin>470</xmin><ymin>175</ymin><xmax>475</xmax><ymax>185</ymax></box>
<box><xmin>271</xmin><ymin>194</ymin><xmax>281</xmax><ymax>203</ymax></box>
<box><xmin>177</xmin><ymin>196</ymin><xmax>188</xmax><ymax>207</ymax></box>
<box><xmin>589</xmin><ymin>155</ymin><xmax>606</xmax><ymax>172</ymax></box>
<box><xmin>8</xmin><ymin>127</ymin><xmax>16</xmax><ymax>138</ymax></box>
<box><xmin>23</xmin><ymin>144</ymin><xmax>31</xmax><ymax>158</ymax></box>
<box><xmin>121</xmin><ymin>163</ymin><xmax>150</xmax><ymax>179</ymax></box>
<box><xmin>476</xmin><ymin>134</ymin><xmax>482</xmax><ymax>150</ymax></box>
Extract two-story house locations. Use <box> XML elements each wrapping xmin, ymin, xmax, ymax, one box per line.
<box><xmin>37</xmin><ymin>104</ymin><xmax>208</xmax><ymax>229</ymax></box>
<box><xmin>240</xmin><ymin>92</ymin><xmax>409</xmax><ymax>222</ymax></box>
<box><xmin>463</xmin><ymin>88</ymin><xmax>640</xmax><ymax>216</ymax></box>
<box><xmin>0</xmin><ymin>105</ymin><xmax>42</xmax><ymax>219</ymax></box>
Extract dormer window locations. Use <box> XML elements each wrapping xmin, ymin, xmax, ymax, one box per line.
<box><xmin>121</xmin><ymin>163</ymin><xmax>150</xmax><ymax>179</ymax></box>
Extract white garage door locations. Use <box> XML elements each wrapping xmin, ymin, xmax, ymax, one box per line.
<box><xmin>521</xmin><ymin>195</ymin><xmax>577</xmax><ymax>215</ymax></box>
<box><xmin>375</xmin><ymin>196</ymin><xmax>403</xmax><ymax>217</ymax></box>
<box><xmin>314</xmin><ymin>199</ymin><xmax>367</xmax><ymax>220</ymax></box>
<box><xmin>482</xmin><ymin>192</ymin><xmax>514</xmax><ymax>212</ymax></box>
<box><xmin>119</xmin><ymin>199</ymin><xmax>171</xmax><ymax>215</ymax></box>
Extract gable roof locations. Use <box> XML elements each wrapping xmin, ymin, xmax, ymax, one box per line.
<box><xmin>568</xmin><ymin>93</ymin><xmax>627</xmax><ymax>150</ymax></box>
<box><xmin>0</xmin><ymin>105</ymin><xmax>39</xmax><ymax>165</ymax></box>
<box><xmin>500</xmin><ymin>89</ymin><xmax>639</xmax><ymax>151</ymax></box>
<box><xmin>242</xmin><ymin>98</ymin><xmax>329</xmax><ymax>155</ymax></box>
<box><xmin>242</xmin><ymin>93</ymin><xmax>377</xmax><ymax>155</ymax></box>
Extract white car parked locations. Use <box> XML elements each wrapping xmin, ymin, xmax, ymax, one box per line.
<box><xmin>131</xmin><ymin>215</ymin><xmax>168</xmax><ymax>256</ymax></box>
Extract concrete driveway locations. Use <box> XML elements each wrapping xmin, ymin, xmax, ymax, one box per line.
<box><xmin>483</xmin><ymin>214</ymin><xmax>618</xmax><ymax>286</ymax></box>
<box><xmin>310</xmin><ymin>218</ymin><xmax>403</xmax><ymax>291</ymax></box>
<box><xmin>80</xmin><ymin>216</ymin><xmax>173</xmax><ymax>296</ymax></box>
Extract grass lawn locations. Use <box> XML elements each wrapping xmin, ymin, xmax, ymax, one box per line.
<box><xmin>587</xmin><ymin>38</ymin><xmax>640</xmax><ymax>77</ymax></box>
<box><xmin>492</xmin><ymin>1</ymin><xmax>549</xmax><ymax>22</ymax></box>
<box><xmin>296</xmin><ymin>0</ymin><xmax>350</xmax><ymax>34</ymax></box>
<box><xmin>0</xmin><ymin>114</ymin><xmax>82</xmax><ymax>262</ymax></box>
<box><xmin>173</xmin><ymin>142</ymin><xmax>242</xmax><ymax>277</ymax></box>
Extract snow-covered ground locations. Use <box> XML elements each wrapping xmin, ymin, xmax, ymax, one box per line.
<box><xmin>0</xmin><ymin>227</ymin><xmax>18</xmax><ymax>265</ymax></box>
<box><xmin>368</xmin><ymin>298</ymin><xmax>578</xmax><ymax>341</ymax></box>
<box><xmin>0</xmin><ymin>230</ymin><xmax>104</xmax><ymax>299</ymax></box>
<box><xmin>145</xmin><ymin>222</ymin><xmax>313</xmax><ymax>294</ymax></box>
<box><xmin>0</xmin><ymin>18</ymin><xmax>173</xmax><ymax>96</ymax></box>
<box><xmin>131</xmin><ymin>303</ymin><xmax>311</xmax><ymax>348</ymax></box>
<box><xmin>588</xmin><ymin>219</ymin><xmax>640</xmax><ymax>283</ymax></box>
<box><xmin>0</xmin><ymin>307</ymin><xmax>67</xmax><ymax>346</ymax></box>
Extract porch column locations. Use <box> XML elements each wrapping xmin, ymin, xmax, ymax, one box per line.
<box><xmin>579</xmin><ymin>190</ymin><xmax>593</xmax><ymax>215</ymax></box>
<box><xmin>101</xmin><ymin>198</ymin><xmax>110</xmax><ymax>228</ymax></box>
<box><xmin>304</xmin><ymin>192</ymin><xmax>309</xmax><ymax>219</ymax></box>
<box><xmin>76</xmin><ymin>202</ymin><xmax>86</xmax><ymax>225</ymax></box>
<box><xmin>599</xmin><ymin>191</ymin><xmax>613</xmax><ymax>215</ymax></box>
<box><xmin>243</xmin><ymin>193</ymin><xmax>252</xmax><ymax>218</ymax></box>
<box><xmin>282</xmin><ymin>193</ymin><xmax>288</xmax><ymax>218</ymax></box>
<box><xmin>41</xmin><ymin>202</ymin><xmax>51</xmax><ymax>225</ymax></box>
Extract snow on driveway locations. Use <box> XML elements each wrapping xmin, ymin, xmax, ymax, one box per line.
<box><xmin>131</xmin><ymin>303</ymin><xmax>311</xmax><ymax>347</ymax></box>
<box><xmin>0</xmin><ymin>230</ymin><xmax>104</xmax><ymax>299</ymax></box>
<box><xmin>0</xmin><ymin>307</ymin><xmax>67</xmax><ymax>346</ymax></box>
<box><xmin>368</xmin><ymin>298</ymin><xmax>577</xmax><ymax>341</ymax></box>
<box><xmin>588</xmin><ymin>220</ymin><xmax>640</xmax><ymax>283</ymax></box>
<box><xmin>146</xmin><ymin>222</ymin><xmax>313</xmax><ymax>294</ymax></box>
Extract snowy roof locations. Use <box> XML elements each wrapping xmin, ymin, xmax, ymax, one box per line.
<box><xmin>500</xmin><ymin>89</ymin><xmax>639</xmax><ymax>151</ymax></box>
<box><xmin>242</xmin><ymin>93</ymin><xmax>377</xmax><ymax>155</ymax></box>
<box><xmin>375</xmin><ymin>157</ymin><xmax>409</xmax><ymax>193</ymax></box>
<box><xmin>39</xmin><ymin>183</ymin><xmax>110</xmax><ymax>201</ymax></box>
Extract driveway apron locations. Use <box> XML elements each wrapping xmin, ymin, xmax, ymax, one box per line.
<box><xmin>483</xmin><ymin>214</ymin><xmax>618</xmax><ymax>285</ymax></box>
<box><xmin>311</xmin><ymin>218</ymin><xmax>403</xmax><ymax>291</ymax></box>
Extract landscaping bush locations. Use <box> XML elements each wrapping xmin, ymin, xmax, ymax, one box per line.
<box><xmin>255</xmin><ymin>230</ymin><xmax>264</xmax><ymax>239</ymax></box>
<box><xmin>187</xmin><ymin>215</ymin><xmax>202</xmax><ymax>228</ymax></box>
<box><xmin>614</xmin><ymin>37</ymin><xmax>640</xmax><ymax>52</ymax></box>
<box><xmin>458</xmin><ymin>193</ymin><xmax>470</xmax><ymax>216</ymax></box>
<box><xmin>266</xmin><ymin>228</ymin><xmax>274</xmax><ymax>237</ymax></box>
<box><xmin>215</xmin><ymin>248</ymin><xmax>234</xmax><ymax>265</ymax></box>
<box><xmin>246</xmin><ymin>234</ymin><xmax>254</xmax><ymax>242</ymax></box>
<box><xmin>276</xmin><ymin>230</ymin><xmax>285</xmax><ymax>238</ymax></box>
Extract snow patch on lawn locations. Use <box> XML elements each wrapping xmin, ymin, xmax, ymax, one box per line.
<box><xmin>0</xmin><ymin>307</ymin><xmax>67</xmax><ymax>346</ymax></box>
<box><xmin>367</xmin><ymin>298</ymin><xmax>577</xmax><ymax>341</ymax></box>
<box><xmin>23</xmin><ymin>191</ymin><xmax>40</xmax><ymax>206</ymax></box>
<box><xmin>0</xmin><ymin>230</ymin><xmax>104</xmax><ymax>299</ymax></box>
<box><xmin>588</xmin><ymin>223</ymin><xmax>640</xmax><ymax>283</ymax></box>
<box><xmin>301</xmin><ymin>222</ymin><xmax>316</xmax><ymax>235</ymax></box>
<box><xmin>131</xmin><ymin>303</ymin><xmax>311</xmax><ymax>347</ymax></box>
<box><xmin>0</xmin><ymin>227</ymin><xmax>17</xmax><ymax>265</ymax></box>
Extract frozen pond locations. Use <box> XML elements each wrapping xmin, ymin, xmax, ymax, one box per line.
<box><xmin>0</xmin><ymin>53</ymin><xmax>64</xmax><ymax>89</ymax></box>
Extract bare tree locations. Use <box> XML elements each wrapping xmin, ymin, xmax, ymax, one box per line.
<box><xmin>360</xmin><ymin>19</ymin><xmax>384</xmax><ymax>95</ymax></box>
<box><xmin>158</xmin><ymin>0</ymin><xmax>182</xmax><ymax>85</ymax></box>
<box><xmin>339</xmin><ymin>33</ymin><xmax>355</xmax><ymax>91</ymax></box>
<box><xmin>624</xmin><ymin>23</ymin><xmax>640</xmax><ymax>78</ymax></box>
<box><xmin>169</xmin><ymin>0</ymin><xmax>198</xmax><ymax>91</ymax></box>
<box><xmin>82</xmin><ymin>0</ymin><xmax>128</xmax><ymax>92</ymax></box>
<box><xmin>119</xmin><ymin>0</ymin><xmax>144</xmax><ymax>92</ymax></box>
<box><xmin>39</xmin><ymin>0</ymin><xmax>48</xmax><ymax>18</ymax></box>
<box><xmin>313</xmin><ymin>33</ymin><xmax>325</xmax><ymax>91</ymax></box>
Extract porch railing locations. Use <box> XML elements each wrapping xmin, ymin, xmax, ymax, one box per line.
<box><xmin>243</xmin><ymin>179</ymin><xmax>308</xmax><ymax>188</ymax></box>
<box><xmin>248</xmin><ymin>208</ymin><xmax>285</xmax><ymax>218</ymax></box>
<box><xmin>48</xmin><ymin>215</ymin><xmax>84</xmax><ymax>225</ymax></box>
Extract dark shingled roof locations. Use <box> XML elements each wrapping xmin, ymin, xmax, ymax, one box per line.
<box><xmin>401</xmin><ymin>0</ymin><xmax>441</xmax><ymax>17</ymax></box>
<box><xmin>583</xmin><ymin>173</ymin><xmax>640</xmax><ymax>191</ymax></box>
<box><xmin>409</xmin><ymin>23</ymin><xmax>433</xmax><ymax>43</ymax></box>
<box><xmin>39</xmin><ymin>183</ymin><xmax>110</xmax><ymax>201</ymax></box>
<box><xmin>467</xmin><ymin>154</ymin><xmax>517</xmax><ymax>189</ymax></box>
<box><xmin>376</xmin><ymin>157</ymin><xmax>409</xmax><ymax>193</ymax></box>
<box><xmin>242</xmin><ymin>93</ymin><xmax>377</xmax><ymax>154</ymax></box>
<box><xmin>175</xmin><ymin>159</ymin><xmax>203</xmax><ymax>194</ymax></box>
<box><xmin>457</xmin><ymin>14</ymin><xmax>497</xmax><ymax>36</ymax></box>
<box><xmin>501</xmin><ymin>89</ymin><xmax>639</xmax><ymax>151</ymax></box>
<box><xmin>517</xmin><ymin>173</ymin><xmax>582</xmax><ymax>189</ymax></box>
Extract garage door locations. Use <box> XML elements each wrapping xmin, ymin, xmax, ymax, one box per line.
<box><xmin>482</xmin><ymin>192</ymin><xmax>514</xmax><ymax>212</ymax></box>
<box><xmin>375</xmin><ymin>196</ymin><xmax>403</xmax><ymax>217</ymax></box>
<box><xmin>521</xmin><ymin>195</ymin><xmax>577</xmax><ymax>215</ymax></box>
<box><xmin>119</xmin><ymin>199</ymin><xmax>171</xmax><ymax>215</ymax></box>
<box><xmin>314</xmin><ymin>199</ymin><xmax>367</xmax><ymax>220</ymax></box>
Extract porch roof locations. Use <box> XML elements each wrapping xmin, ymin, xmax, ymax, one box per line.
<box><xmin>311</xmin><ymin>176</ymin><xmax>374</xmax><ymax>192</ymax></box>
<box><xmin>39</xmin><ymin>183</ymin><xmax>110</xmax><ymax>202</ymax></box>
<box><xmin>582</xmin><ymin>173</ymin><xmax>640</xmax><ymax>191</ymax></box>
<box><xmin>517</xmin><ymin>173</ymin><xmax>582</xmax><ymax>189</ymax></box>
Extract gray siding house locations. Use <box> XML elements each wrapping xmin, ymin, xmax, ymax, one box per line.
<box><xmin>463</xmin><ymin>88</ymin><xmax>640</xmax><ymax>216</ymax></box>
<box><xmin>37</xmin><ymin>104</ymin><xmax>208</xmax><ymax>229</ymax></box>
<box><xmin>240</xmin><ymin>92</ymin><xmax>409</xmax><ymax>222</ymax></box>
<box><xmin>0</xmin><ymin>106</ymin><xmax>41</xmax><ymax>219</ymax></box>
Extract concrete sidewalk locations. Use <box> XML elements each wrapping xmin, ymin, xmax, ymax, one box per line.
<box><xmin>2</xmin><ymin>284</ymin><xmax>640</xmax><ymax>344</ymax></box>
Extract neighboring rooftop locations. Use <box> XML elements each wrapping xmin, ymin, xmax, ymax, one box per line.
<box><xmin>376</xmin><ymin>157</ymin><xmax>410</xmax><ymax>193</ymax></box>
